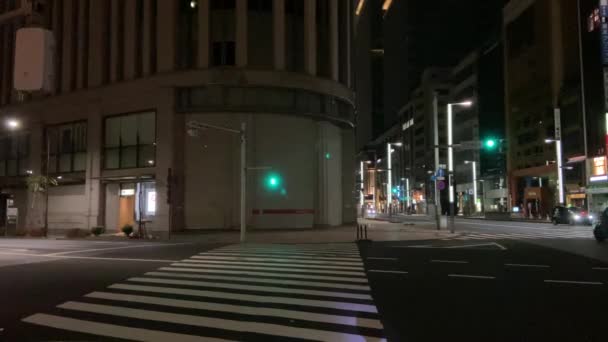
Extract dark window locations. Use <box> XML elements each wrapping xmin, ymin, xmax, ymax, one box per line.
<box><xmin>70</xmin><ymin>0</ymin><xmax>78</xmax><ymax>90</ymax></box>
<box><xmin>507</xmin><ymin>4</ymin><xmax>535</xmax><ymax>58</ymax></box>
<box><xmin>177</xmin><ymin>0</ymin><xmax>198</xmax><ymax>69</ymax></box>
<box><xmin>150</xmin><ymin>0</ymin><xmax>157</xmax><ymax>74</ymax></box>
<box><xmin>211</xmin><ymin>0</ymin><xmax>235</xmax><ymax>10</ymax></box>
<box><xmin>212</xmin><ymin>41</ymin><xmax>236</xmax><ymax>66</ymax></box>
<box><xmin>247</xmin><ymin>0</ymin><xmax>273</xmax><ymax>68</ymax></box>
<box><xmin>135</xmin><ymin>0</ymin><xmax>144</xmax><ymax>77</ymax></box>
<box><xmin>316</xmin><ymin>0</ymin><xmax>330</xmax><ymax>77</ymax></box>
<box><xmin>82</xmin><ymin>0</ymin><xmax>90</xmax><ymax>87</ymax></box>
<box><xmin>116</xmin><ymin>0</ymin><xmax>125</xmax><ymax>81</ymax></box>
<box><xmin>104</xmin><ymin>112</ymin><xmax>156</xmax><ymax>170</ymax></box>
<box><xmin>46</xmin><ymin>122</ymin><xmax>87</xmax><ymax>174</ymax></box>
<box><xmin>102</xmin><ymin>0</ymin><xmax>111</xmax><ymax>83</ymax></box>
<box><xmin>0</xmin><ymin>133</ymin><xmax>30</xmax><ymax>176</ymax></box>
<box><xmin>285</xmin><ymin>0</ymin><xmax>304</xmax><ymax>72</ymax></box>
<box><xmin>248</xmin><ymin>0</ymin><xmax>271</xmax><ymax>11</ymax></box>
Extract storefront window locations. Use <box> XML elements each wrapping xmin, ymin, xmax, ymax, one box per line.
<box><xmin>104</xmin><ymin>112</ymin><xmax>156</xmax><ymax>169</ymax></box>
<box><xmin>47</xmin><ymin>121</ymin><xmax>87</xmax><ymax>174</ymax></box>
<box><xmin>593</xmin><ymin>156</ymin><xmax>606</xmax><ymax>176</ymax></box>
<box><xmin>0</xmin><ymin>133</ymin><xmax>30</xmax><ymax>176</ymax></box>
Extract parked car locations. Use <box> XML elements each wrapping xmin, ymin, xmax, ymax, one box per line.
<box><xmin>552</xmin><ymin>206</ymin><xmax>594</xmax><ymax>225</ymax></box>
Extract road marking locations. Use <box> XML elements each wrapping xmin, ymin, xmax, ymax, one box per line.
<box><xmin>446</xmin><ymin>242</ymin><xmax>507</xmax><ymax>250</ymax></box>
<box><xmin>22</xmin><ymin>313</ymin><xmax>230</xmax><ymax>342</ymax></box>
<box><xmin>0</xmin><ymin>251</ymin><xmax>178</xmax><ymax>263</ymax></box>
<box><xmin>544</xmin><ymin>280</ymin><xmax>603</xmax><ymax>285</ymax></box>
<box><xmin>145</xmin><ymin>271</ymin><xmax>371</xmax><ymax>290</ymax></box>
<box><xmin>192</xmin><ymin>255</ymin><xmax>363</xmax><ymax>266</ymax></box>
<box><xmin>430</xmin><ymin>260</ymin><xmax>469</xmax><ymax>264</ymax></box>
<box><xmin>109</xmin><ymin>284</ymin><xmax>379</xmax><ymax>313</ymax></box>
<box><xmin>127</xmin><ymin>277</ymin><xmax>373</xmax><ymax>300</ymax></box>
<box><xmin>86</xmin><ymin>292</ymin><xmax>383</xmax><ymax>329</ymax></box>
<box><xmin>367</xmin><ymin>270</ymin><xmax>408</xmax><ymax>275</ymax></box>
<box><xmin>43</xmin><ymin>242</ymin><xmax>192</xmax><ymax>256</ymax></box>
<box><xmin>592</xmin><ymin>267</ymin><xmax>608</xmax><ymax>271</ymax></box>
<box><xmin>180</xmin><ymin>259</ymin><xmax>364</xmax><ymax>271</ymax></box>
<box><xmin>159</xmin><ymin>267</ymin><xmax>369</xmax><ymax>283</ymax></box>
<box><xmin>505</xmin><ymin>263</ymin><xmax>550</xmax><ymax>268</ymax></box>
<box><xmin>58</xmin><ymin>301</ymin><xmax>385</xmax><ymax>342</ymax></box>
<box><xmin>215</xmin><ymin>249</ymin><xmax>360</xmax><ymax>256</ymax></box>
<box><xmin>204</xmin><ymin>252</ymin><xmax>360</xmax><ymax>261</ymax></box>
<box><xmin>366</xmin><ymin>257</ymin><xmax>397</xmax><ymax>261</ymax></box>
<box><xmin>170</xmin><ymin>262</ymin><xmax>366</xmax><ymax>276</ymax></box>
<box><xmin>448</xmin><ymin>274</ymin><xmax>495</xmax><ymax>280</ymax></box>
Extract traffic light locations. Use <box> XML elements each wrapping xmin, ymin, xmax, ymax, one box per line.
<box><xmin>264</xmin><ymin>172</ymin><xmax>282</xmax><ymax>192</ymax></box>
<box><xmin>483</xmin><ymin>138</ymin><xmax>497</xmax><ymax>150</ymax></box>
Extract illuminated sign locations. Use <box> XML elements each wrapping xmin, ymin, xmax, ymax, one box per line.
<box><xmin>593</xmin><ymin>156</ymin><xmax>607</xmax><ymax>176</ymax></box>
<box><xmin>590</xmin><ymin>175</ymin><xmax>608</xmax><ymax>182</ymax></box>
<box><xmin>120</xmin><ymin>189</ymin><xmax>135</xmax><ymax>196</ymax></box>
<box><xmin>147</xmin><ymin>191</ymin><xmax>157</xmax><ymax>214</ymax></box>
<box><xmin>402</xmin><ymin>118</ymin><xmax>414</xmax><ymax>131</ymax></box>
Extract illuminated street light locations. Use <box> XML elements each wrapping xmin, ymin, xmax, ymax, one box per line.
<box><xmin>6</xmin><ymin>119</ymin><xmax>19</xmax><ymax>129</ymax></box>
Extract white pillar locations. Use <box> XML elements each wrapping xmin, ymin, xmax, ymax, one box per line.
<box><xmin>329</xmin><ymin>0</ymin><xmax>339</xmax><ymax>81</ymax></box>
<box><xmin>236</xmin><ymin>0</ymin><xmax>248</xmax><ymax>67</ymax></box>
<box><xmin>555</xmin><ymin>108</ymin><xmax>564</xmax><ymax>205</ymax></box>
<box><xmin>198</xmin><ymin>0</ymin><xmax>210</xmax><ymax>68</ymax></box>
<box><xmin>387</xmin><ymin>143</ymin><xmax>392</xmax><ymax>209</ymax></box>
<box><xmin>304</xmin><ymin>0</ymin><xmax>317</xmax><ymax>75</ymax></box>
<box><xmin>273</xmin><ymin>0</ymin><xmax>285</xmax><ymax>70</ymax></box>
<box><xmin>472</xmin><ymin>161</ymin><xmax>477</xmax><ymax>212</ymax></box>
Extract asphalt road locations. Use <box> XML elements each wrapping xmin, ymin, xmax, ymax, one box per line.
<box><xmin>360</xmin><ymin>238</ymin><xmax>608</xmax><ymax>342</ymax></box>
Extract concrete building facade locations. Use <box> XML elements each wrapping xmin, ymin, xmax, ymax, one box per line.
<box><xmin>0</xmin><ymin>0</ymin><xmax>356</xmax><ymax>236</ymax></box>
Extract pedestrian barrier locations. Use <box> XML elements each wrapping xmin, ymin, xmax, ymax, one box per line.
<box><xmin>356</xmin><ymin>224</ymin><xmax>371</xmax><ymax>242</ymax></box>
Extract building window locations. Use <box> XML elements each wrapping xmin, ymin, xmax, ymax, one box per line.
<box><xmin>47</xmin><ymin>121</ymin><xmax>87</xmax><ymax>174</ymax></box>
<box><xmin>212</xmin><ymin>41</ymin><xmax>236</xmax><ymax>66</ymax></box>
<box><xmin>0</xmin><ymin>133</ymin><xmax>30</xmax><ymax>176</ymax></box>
<box><xmin>104</xmin><ymin>112</ymin><xmax>156</xmax><ymax>169</ymax></box>
<box><xmin>247</xmin><ymin>0</ymin><xmax>273</xmax><ymax>68</ymax></box>
<box><xmin>177</xmin><ymin>0</ymin><xmax>198</xmax><ymax>69</ymax></box>
<box><xmin>285</xmin><ymin>0</ymin><xmax>304</xmax><ymax>72</ymax></box>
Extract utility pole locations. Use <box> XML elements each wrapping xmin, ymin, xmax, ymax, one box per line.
<box><xmin>432</xmin><ymin>92</ymin><xmax>441</xmax><ymax>230</ymax></box>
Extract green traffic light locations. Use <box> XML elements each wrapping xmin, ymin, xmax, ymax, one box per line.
<box><xmin>484</xmin><ymin>139</ymin><xmax>497</xmax><ymax>149</ymax></box>
<box><xmin>264</xmin><ymin>173</ymin><xmax>282</xmax><ymax>191</ymax></box>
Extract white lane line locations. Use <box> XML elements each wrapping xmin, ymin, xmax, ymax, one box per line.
<box><xmin>448</xmin><ymin>274</ymin><xmax>495</xmax><ymax>280</ymax></box>
<box><xmin>181</xmin><ymin>259</ymin><xmax>364</xmax><ymax>271</ymax></box>
<box><xmin>159</xmin><ymin>267</ymin><xmax>369</xmax><ymax>284</ymax></box>
<box><xmin>544</xmin><ymin>280</ymin><xmax>603</xmax><ymax>285</ymax></box>
<box><xmin>430</xmin><ymin>260</ymin><xmax>469</xmax><ymax>264</ymax></box>
<box><xmin>446</xmin><ymin>242</ymin><xmax>507</xmax><ymax>250</ymax></box>
<box><xmin>367</xmin><ymin>270</ymin><xmax>408</xmax><ymax>275</ymax></box>
<box><xmin>22</xmin><ymin>313</ymin><xmax>229</xmax><ymax>342</ymax></box>
<box><xmin>58</xmin><ymin>301</ymin><xmax>385</xmax><ymax>342</ymax></box>
<box><xmin>109</xmin><ymin>284</ymin><xmax>379</xmax><ymax>313</ymax></box>
<box><xmin>505</xmin><ymin>263</ymin><xmax>550</xmax><ymax>268</ymax></box>
<box><xmin>192</xmin><ymin>255</ymin><xmax>363</xmax><ymax>266</ymax></box>
<box><xmin>43</xmin><ymin>243</ymin><xmax>191</xmax><ymax>256</ymax></box>
<box><xmin>170</xmin><ymin>263</ymin><xmax>366</xmax><ymax>276</ymax></box>
<box><xmin>592</xmin><ymin>267</ymin><xmax>608</xmax><ymax>271</ymax></box>
<box><xmin>203</xmin><ymin>252</ymin><xmax>360</xmax><ymax>261</ymax></box>
<box><xmin>366</xmin><ymin>257</ymin><xmax>397</xmax><ymax>261</ymax></box>
<box><xmin>215</xmin><ymin>249</ymin><xmax>360</xmax><ymax>256</ymax></box>
<box><xmin>0</xmin><ymin>251</ymin><xmax>177</xmax><ymax>263</ymax></box>
<box><xmin>128</xmin><ymin>277</ymin><xmax>372</xmax><ymax>300</ymax></box>
<box><xmin>86</xmin><ymin>292</ymin><xmax>383</xmax><ymax>330</ymax></box>
<box><xmin>145</xmin><ymin>272</ymin><xmax>371</xmax><ymax>291</ymax></box>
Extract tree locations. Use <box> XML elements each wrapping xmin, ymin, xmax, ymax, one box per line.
<box><xmin>25</xmin><ymin>175</ymin><xmax>58</xmax><ymax>236</ymax></box>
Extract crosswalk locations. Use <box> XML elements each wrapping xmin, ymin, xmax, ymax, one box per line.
<box><xmin>448</xmin><ymin>228</ymin><xmax>594</xmax><ymax>241</ymax></box>
<box><xmin>21</xmin><ymin>243</ymin><xmax>385</xmax><ymax>341</ymax></box>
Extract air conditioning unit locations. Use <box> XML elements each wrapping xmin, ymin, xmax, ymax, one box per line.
<box><xmin>13</xmin><ymin>27</ymin><xmax>55</xmax><ymax>93</ymax></box>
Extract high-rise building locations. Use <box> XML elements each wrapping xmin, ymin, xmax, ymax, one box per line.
<box><xmin>0</xmin><ymin>0</ymin><xmax>356</xmax><ymax>236</ymax></box>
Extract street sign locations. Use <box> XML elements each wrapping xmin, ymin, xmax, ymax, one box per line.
<box><xmin>437</xmin><ymin>180</ymin><xmax>446</xmax><ymax>190</ymax></box>
<box><xmin>460</xmin><ymin>140</ymin><xmax>480</xmax><ymax>150</ymax></box>
<box><xmin>468</xmin><ymin>189</ymin><xmax>474</xmax><ymax>195</ymax></box>
<box><xmin>436</xmin><ymin>176</ymin><xmax>445</xmax><ymax>181</ymax></box>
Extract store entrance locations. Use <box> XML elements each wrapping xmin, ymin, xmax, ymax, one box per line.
<box><xmin>105</xmin><ymin>181</ymin><xmax>157</xmax><ymax>233</ymax></box>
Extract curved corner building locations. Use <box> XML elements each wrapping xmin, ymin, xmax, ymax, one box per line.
<box><xmin>0</xmin><ymin>0</ymin><xmax>356</xmax><ymax>237</ymax></box>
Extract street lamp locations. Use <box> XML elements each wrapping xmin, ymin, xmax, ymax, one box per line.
<box><xmin>6</xmin><ymin>119</ymin><xmax>19</xmax><ymax>129</ymax></box>
<box><xmin>464</xmin><ymin>160</ymin><xmax>477</xmax><ymax>214</ymax></box>
<box><xmin>447</xmin><ymin>100</ymin><xmax>474</xmax><ymax>233</ymax></box>
<box><xmin>387</xmin><ymin>141</ymin><xmax>402</xmax><ymax>215</ymax></box>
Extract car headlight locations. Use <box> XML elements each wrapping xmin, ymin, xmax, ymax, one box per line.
<box><xmin>589</xmin><ymin>215</ymin><xmax>594</xmax><ymax>220</ymax></box>
<box><xmin>574</xmin><ymin>215</ymin><xmax>581</xmax><ymax>220</ymax></box>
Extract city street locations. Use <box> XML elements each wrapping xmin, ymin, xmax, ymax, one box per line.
<box><xmin>0</xmin><ymin>221</ymin><xmax>607</xmax><ymax>341</ymax></box>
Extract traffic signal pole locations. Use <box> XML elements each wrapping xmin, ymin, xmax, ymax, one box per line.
<box><xmin>432</xmin><ymin>92</ymin><xmax>441</xmax><ymax>230</ymax></box>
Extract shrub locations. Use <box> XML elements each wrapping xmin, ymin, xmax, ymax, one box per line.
<box><xmin>91</xmin><ymin>226</ymin><xmax>105</xmax><ymax>236</ymax></box>
<box><xmin>121</xmin><ymin>224</ymin><xmax>134</xmax><ymax>236</ymax></box>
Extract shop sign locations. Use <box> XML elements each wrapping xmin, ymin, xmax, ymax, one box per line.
<box><xmin>593</xmin><ymin>156</ymin><xmax>607</xmax><ymax>176</ymax></box>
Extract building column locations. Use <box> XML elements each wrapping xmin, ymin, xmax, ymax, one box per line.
<box><xmin>61</xmin><ymin>0</ymin><xmax>73</xmax><ymax>92</ymax></box>
<box><xmin>110</xmin><ymin>0</ymin><xmax>120</xmax><ymax>82</ymax></box>
<box><xmin>236</xmin><ymin>0</ymin><xmax>248</xmax><ymax>67</ymax></box>
<box><xmin>197</xmin><ymin>0</ymin><xmax>210</xmax><ymax>68</ymax></box>
<box><xmin>87</xmin><ymin>0</ymin><xmax>104</xmax><ymax>87</ymax></box>
<box><xmin>346</xmin><ymin>0</ymin><xmax>352</xmax><ymax>87</ymax></box>
<box><xmin>273</xmin><ymin>0</ymin><xmax>285</xmax><ymax>70</ymax></box>
<box><xmin>142</xmin><ymin>0</ymin><xmax>153</xmax><ymax>75</ymax></box>
<box><xmin>157</xmin><ymin>0</ymin><xmax>176</xmax><ymax>72</ymax></box>
<box><xmin>123</xmin><ymin>0</ymin><xmax>136</xmax><ymax>80</ymax></box>
<box><xmin>304</xmin><ymin>0</ymin><xmax>317</xmax><ymax>75</ymax></box>
<box><xmin>329</xmin><ymin>0</ymin><xmax>339</xmax><ymax>81</ymax></box>
<box><xmin>316</xmin><ymin>121</ymin><xmax>342</xmax><ymax>226</ymax></box>
<box><xmin>76</xmin><ymin>0</ymin><xmax>86</xmax><ymax>88</ymax></box>
<box><xmin>86</xmin><ymin>107</ymin><xmax>103</xmax><ymax>228</ymax></box>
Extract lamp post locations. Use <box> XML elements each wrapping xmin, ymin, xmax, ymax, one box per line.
<box><xmin>387</xmin><ymin>142</ymin><xmax>402</xmax><ymax>216</ymax></box>
<box><xmin>447</xmin><ymin>101</ymin><xmax>473</xmax><ymax>233</ymax></box>
<box><xmin>464</xmin><ymin>160</ymin><xmax>477</xmax><ymax>214</ymax></box>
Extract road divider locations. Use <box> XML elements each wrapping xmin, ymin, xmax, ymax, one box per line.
<box><xmin>448</xmin><ymin>274</ymin><xmax>495</xmax><ymax>280</ymax></box>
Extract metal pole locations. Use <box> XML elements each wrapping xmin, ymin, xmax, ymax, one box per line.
<box><xmin>240</xmin><ymin>122</ymin><xmax>247</xmax><ymax>243</ymax></box>
<box><xmin>387</xmin><ymin>143</ymin><xmax>392</xmax><ymax>216</ymax></box>
<box><xmin>432</xmin><ymin>92</ymin><xmax>441</xmax><ymax>230</ymax></box>
<box><xmin>555</xmin><ymin>108</ymin><xmax>565</xmax><ymax>205</ymax></box>
<box><xmin>44</xmin><ymin>133</ymin><xmax>50</xmax><ymax>237</ymax></box>
<box><xmin>472</xmin><ymin>161</ymin><xmax>477</xmax><ymax>213</ymax></box>
<box><xmin>359</xmin><ymin>161</ymin><xmax>364</xmax><ymax>216</ymax></box>
<box><xmin>448</xmin><ymin>104</ymin><xmax>455</xmax><ymax>233</ymax></box>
